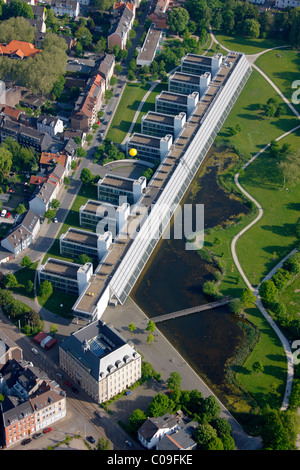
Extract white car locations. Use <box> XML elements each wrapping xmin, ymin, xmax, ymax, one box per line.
<box><xmin>31</xmin><ymin>348</ymin><xmax>39</xmax><ymax>355</ymax></box>
<box><xmin>56</xmin><ymin>373</ymin><xmax>62</xmax><ymax>379</ymax></box>
<box><xmin>1</xmin><ymin>209</ymin><xmax>7</xmax><ymax>217</ymax></box>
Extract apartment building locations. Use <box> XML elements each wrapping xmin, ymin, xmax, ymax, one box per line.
<box><xmin>0</xmin><ymin>116</ymin><xmax>53</xmax><ymax>152</ymax></box>
<box><xmin>141</xmin><ymin>111</ymin><xmax>186</xmax><ymax>139</ymax></box>
<box><xmin>97</xmin><ymin>175</ymin><xmax>146</xmax><ymax>206</ymax></box>
<box><xmin>181</xmin><ymin>53</ymin><xmax>223</xmax><ymax>79</ymax></box>
<box><xmin>29</xmin><ymin>164</ymin><xmax>65</xmax><ymax>216</ymax></box>
<box><xmin>0</xmin><ymin>331</ymin><xmax>23</xmax><ymax>364</ymax></box>
<box><xmin>36</xmin><ymin>115</ymin><xmax>64</xmax><ymax>137</ymax></box>
<box><xmin>1</xmin><ymin>210</ymin><xmax>40</xmax><ymax>258</ymax></box>
<box><xmin>168</xmin><ymin>71</ymin><xmax>211</xmax><ymax>97</ymax></box>
<box><xmin>0</xmin><ymin>359</ymin><xmax>67</xmax><ymax>448</ymax></box>
<box><xmin>59</xmin><ymin>228</ymin><xmax>112</xmax><ymax>262</ymax></box>
<box><xmin>108</xmin><ymin>3</ymin><xmax>134</xmax><ymax>50</ymax></box>
<box><xmin>136</xmin><ymin>28</ymin><xmax>163</xmax><ymax>67</ymax></box>
<box><xmin>50</xmin><ymin>0</ymin><xmax>80</xmax><ymax>17</ymax></box>
<box><xmin>126</xmin><ymin>133</ymin><xmax>172</xmax><ymax>163</ymax></box>
<box><xmin>59</xmin><ymin>320</ymin><xmax>142</xmax><ymax>403</ymax></box>
<box><xmin>38</xmin><ymin>258</ymin><xmax>93</xmax><ymax>296</ymax></box>
<box><xmin>275</xmin><ymin>0</ymin><xmax>300</xmax><ymax>6</ymax></box>
<box><xmin>71</xmin><ymin>74</ymin><xmax>105</xmax><ymax>132</ymax></box>
<box><xmin>155</xmin><ymin>91</ymin><xmax>199</xmax><ymax>118</ymax></box>
<box><xmin>79</xmin><ymin>199</ymin><xmax>130</xmax><ymax>234</ymax></box>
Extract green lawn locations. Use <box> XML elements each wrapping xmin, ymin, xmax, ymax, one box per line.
<box><xmin>13</xmin><ymin>262</ymin><xmax>38</xmax><ymax>299</ymax></box>
<box><xmin>234</xmin><ymin>306</ymin><xmax>288</xmax><ymax>411</ymax></box>
<box><xmin>236</xmin><ymin>130</ymin><xmax>300</xmax><ymax>285</ymax></box>
<box><xmin>279</xmin><ymin>275</ymin><xmax>300</xmax><ymax>318</ymax></box>
<box><xmin>255</xmin><ymin>48</ymin><xmax>300</xmax><ymax>113</ymax></box>
<box><xmin>131</xmin><ymin>82</ymin><xmax>167</xmax><ymax>134</ymax></box>
<box><xmin>218</xmin><ymin>68</ymin><xmax>299</xmax><ymax>159</ymax></box>
<box><xmin>214</xmin><ymin>32</ymin><xmax>289</xmax><ymax>55</ymax></box>
<box><xmin>38</xmin><ymin>291</ymin><xmax>77</xmax><ymax>318</ymax></box>
<box><xmin>106</xmin><ymin>82</ymin><xmax>151</xmax><ymax>144</ymax></box>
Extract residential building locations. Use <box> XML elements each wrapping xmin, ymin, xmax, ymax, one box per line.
<box><xmin>19</xmin><ymin>93</ymin><xmax>47</xmax><ymax>111</ymax></box>
<box><xmin>137</xmin><ymin>413</ymin><xmax>181</xmax><ymax>449</ymax></box>
<box><xmin>156</xmin><ymin>420</ymin><xmax>198</xmax><ymax>450</ymax></box>
<box><xmin>0</xmin><ymin>359</ymin><xmax>67</xmax><ymax>448</ymax></box>
<box><xmin>148</xmin><ymin>0</ymin><xmax>170</xmax><ymax>29</ymax></box>
<box><xmin>60</xmin><ymin>228</ymin><xmax>112</xmax><ymax>262</ymax></box>
<box><xmin>141</xmin><ymin>111</ymin><xmax>186</xmax><ymax>139</ymax></box>
<box><xmin>155</xmin><ymin>91</ymin><xmax>199</xmax><ymax>118</ymax></box>
<box><xmin>1</xmin><ymin>210</ymin><xmax>40</xmax><ymax>258</ymax></box>
<box><xmin>39</xmin><ymin>151</ymin><xmax>71</xmax><ymax>175</ymax></box>
<box><xmin>36</xmin><ymin>115</ymin><xmax>64</xmax><ymax>137</ymax></box>
<box><xmin>108</xmin><ymin>4</ymin><xmax>134</xmax><ymax>50</ymax></box>
<box><xmin>50</xmin><ymin>0</ymin><xmax>80</xmax><ymax>17</ymax></box>
<box><xmin>0</xmin><ymin>116</ymin><xmax>53</xmax><ymax>152</ymax></box>
<box><xmin>29</xmin><ymin>163</ymin><xmax>65</xmax><ymax>216</ymax></box>
<box><xmin>79</xmin><ymin>199</ymin><xmax>130</xmax><ymax>234</ymax></box>
<box><xmin>136</xmin><ymin>28</ymin><xmax>163</xmax><ymax>67</ymax></box>
<box><xmin>275</xmin><ymin>0</ymin><xmax>300</xmax><ymax>6</ymax></box>
<box><xmin>71</xmin><ymin>74</ymin><xmax>105</xmax><ymax>132</ymax></box>
<box><xmin>181</xmin><ymin>53</ymin><xmax>223</xmax><ymax>79</ymax></box>
<box><xmin>95</xmin><ymin>54</ymin><xmax>115</xmax><ymax>87</ymax></box>
<box><xmin>59</xmin><ymin>319</ymin><xmax>142</xmax><ymax>403</ymax></box>
<box><xmin>1</xmin><ymin>105</ymin><xmax>22</xmax><ymax>122</ymax></box>
<box><xmin>97</xmin><ymin>174</ymin><xmax>146</xmax><ymax>206</ymax></box>
<box><xmin>0</xmin><ymin>331</ymin><xmax>23</xmax><ymax>364</ymax></box>
<box><xmin>0</xmin><ymin>81</ymin><xmax>5</xmax><ymax>106</ymax></box>
<box><xmin>126</xmin><ymin>132</ymin><xmax>172</xmax><ymax>163</ymax></box>
<box><xmin>27</xmin><ymin>18</ymin><xmax>46</xmax><ymax>33</ymax></box>
<box><xmin>168</xmin><ymin>71</ymin><xmax>211</xmax><ymax>96</ymax></box>
<box><xmin>0</xmin><ymin>40</ymin><xmax>40</xmax><ymax>59</ymax></box>
<box><xmin>38</xmin><ymin>258</ymin><xmax>93</xmax><ymax>296</ymax></box>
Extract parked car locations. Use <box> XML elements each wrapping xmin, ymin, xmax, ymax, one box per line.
<box><xmin>95</xmin><ymin>411</ymin><xmax>104</xmax><ymax>418</ymax></box>
<box><xmin>43</xmin><ymin>427</ymin><xmax>52</xmax><ymax>434</ymax></box>
<box><xmin>31</xmin><ymin>348</ymin><xmax>38</xmax><ymax>355</ymax></box>
<box><xmin>5</xmin><ymin>212</ymin><xmax>10</xmax><ymax>218</ymax></box>
<box><xmin>71</xmin><ymin>386</ymin><xmax>79</xmax><ymax>394</ymax></box>
<box><xmin>56</xmin><ymin>372</ymin><xmax>62</xmax><ymax>379</ymax></box>
<box><xmin>1</xmin><ymin>209</ymin><xmax>7</xmax><ymax>217</ymax></box>
<box><xmin>87</xmin><ymin>436</ymin><xmax>95</xmax><ymax>444</ymax></box>
<box><xmin>33</xmin><ymin>433</ymin><xmax>42</xmax><ymax>440</ymax></box>
<box><xmin>126</xmin><ymin>440</ymin><xmax>133</xmax><ymax>447</ymax></box>
<box><xmin>65</xmin><ymin>380</ymin><xmax>71</xmax><ymax>387</ymax></box>
<box><xmin>21</xmin><ymin>438</ymin><xmax>31</xmax><ymax>446</ymax></box>
<box><xmin>53</xmin><ymin>217</ymin><xmax>58</xmax><ymax>223</ymax></box>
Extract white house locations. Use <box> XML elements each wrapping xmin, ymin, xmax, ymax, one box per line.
<box><xmin>36</xmin><ymin>115</ymin><xmax>64</xmax><ymax>137</ymax></box>
<box><xmin>50</xmin><ymin>0</ymin><xmax>80</xmax><ymax>18</ymax></box>
<box><xmin>1</xmin><ymin>210</ymin><xmax>40</xmax><ymax>258</ymax></box>
<box><xmin>137</xmin><ymin>414</ymin><xmax>181</xmax><ymax>449</ymax></box>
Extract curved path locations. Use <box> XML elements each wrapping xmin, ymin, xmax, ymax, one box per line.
<box><xmin>210</xmin><ymin>29</ymin><xmax>300</xmax><ymax>410</ymax></box>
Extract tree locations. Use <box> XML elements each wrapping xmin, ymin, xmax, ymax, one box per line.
<box><xmin>200</xmin><ymin>395</ymin><xmax>221</xmax><ymax>423</ymax></box>
<box><xmin>272</xmin><ymin>268</ymin><xmax>291</xmax><ymax>290</ymax></box>
<box><xmin>147</xmin><ymin>393</ymin><xmax>174</xmax><ymax>417</ymax></box>
<box><xmin>0</xmin><ymin>16</ymin><xmax>35</xmax><ymax>43</ymax></box>
<box><xmin>25</xmin><ymin>280</ymin><xmax>34</xmax><ymax>294</ymax></box>
<box><xmin>51</xmin><ymin>75</ymin><xmax>66</xmax><ymax>100</ymax></box>
<box><xmin>240</xmin><ymin>288</ymin><xmax>256</xmax><ymax>308</ymax></box>
<box><xmin>194</xmin><ymin>423</ymin><xmax>218</xmax><ymax>449</ymax></box>
<box><xmin>16</xmin><ymin>203</ymin><xmax>26</xmax><ymax>215</ymax></box>
<box><xmin>80</xmin><ymin>167</ymin><xmax>93</xmax><ymax>184</ymax></box>
<box><xmin>167</xmin><ymin>372</ymin><xmax>182</xmax><ymax>392</ymax></box>
<box><xmin>38</xmin><ymin>280</ymin><xmax>53</xmax><ymax>298</ymax></box>
<box><xmin>243</xmin><ymin>18</ymin><xmax>260</xmax><ymax>38</ymax></box>
<box><xmin>128</xmin><ymin>409</ymin><xmax>146</xmax><ymax>433</ymax></box>
<box><xmin>50</xmin><ymin>199</ymin><xmax>60</xmax><ymax>209</ymax></box>
<box><xmin>146</xmin><ymin>320</ymin><xmax>156</xmax><ymax>332</ymax></box>
<box><xmin>283</xmin><ymin>253</ymin><xmax>300</xmax><ymax>274</ymax></box>
<box><xmin>147</xmin><ymin>333</ymin><xmax>154</xmax><ymax>344</ymax></box>
<box><xmin>26</xmin><ymin>309</ymin><xmax>40</xmax><ymax>328</ymax></box>
<box><xmin>50</xmin><ymin>324</ymin><xmax>58</xmax><ymax>336</ymax></box>
<box><xmin>94</xmin><ymin>37</ymin><xmax>107</xmax><ymax>54</ymax></box>
<box><xmin>229</xmin><ymin>298</ymin><xmax>243</xmax><ymax>315</ymax></box>
<box><xmin>128</xmin><ymin>322</ymin><xmax>136</xmax><ymax>333</ymax></box>
<box><xmin>259</xmin><ymin>280</ymin><xmax>278</xmax><ymax>306</ymax></box>
<box><xmin>252</xmin><ymin>361</ymin><xmax>264</xmax><ymax>374</ymax></box>
<box><xmin>4</xmin><ymin>273</ymin><xmax>18</xmax><ymax>288</ymax></box>
<box><xmin>20</xmin><ymin>255</ymin><xmax>31</xmax><ymax>268</ymax></box>
<box><xmin>44</xmin><ymin>209</ymin><xmax>56</xmax><ymax>220</ymax></box>
<box><xmin>0</xmin><ymin>147</ymin><xmax>12</xmax><ymax>173</ymax></box>
<box><xmin>97</xmin><ymin>437</ymin><xmax>111</xmax><ymax>450</ymax></box>
<box><xmin>75</xmin><ymin>25</ymin><xmax>93</xmax><ymax>48</ymax></box>
<box><xmin>167</xmin><ymin>7</ymin><xmax>190</xmax><ymax>34</ymax></box>
<box><xmin>75</xmin><ymin>254</ymin><xmax>93</xmax><ymax>265</ymax></box>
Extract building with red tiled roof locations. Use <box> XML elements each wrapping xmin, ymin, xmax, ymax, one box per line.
<box><xmin>0</xmin><ymin>40</ymin><xmax>41</xmax><ymax>59</ymax></box>
<box><xmin>1</xmin><ymin>106</ymin><xmax>22</xmax><ymax>122</ymax></box>
<box><xmin>71</xmin><ymin>74</ymin><xmax>105</xmax><ymax>131</ymax></box>
<box><xmin>39</xmin><ymin>151</ymin><xmax>68</xmax><ymax>170</ymax></box>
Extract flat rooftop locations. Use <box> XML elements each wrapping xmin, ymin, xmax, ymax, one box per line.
<box><xmin>128</xmin><ymin>133</ymin><xmax>162</xmax><ymax>148</ymax></box>
<box><xmin>143</xmin><ymin>111</ymin><xmax>176</xmax><ymax>126</ymax></box>
<box><xmin>99</xmin><ymin>174</ymin><xmax>135</xmax><ymax>192</ymax></box>
<box><xmin>157</xmin><ymin>91</ymin><xmax>189</xmax><ymax>104</ymax></box>
<box><xmin>81</xmin><ymin>199</ymin><xmax>118</xmax><ymax>217</ymax></box>
<box><xmin>170</xmin><ymin>72</ymin><xmax>201</xmax><ymax>84</ymax></box>
<box><xmin>41</xmin><ymin>258</ymin><xmax>79</xmax><ymax>279</ymax></box>
<box><xmin>62</xmin><ymin>228</ymin><xmax>100</xmax><ymax>248</ymax></box>
<box><xmin>182</xmin><ymin>54</ymin><xmax>220</xmax><ymax>65</ymax></box>
<box><xmin>137</xmin><ymin>28</ymin><xmax>162</xmax><ymax>62</ymax></box>
<box><xmin>74</xmin><ymin>52</ymin><xmax>244</xmax><ymax>315</ymax></box>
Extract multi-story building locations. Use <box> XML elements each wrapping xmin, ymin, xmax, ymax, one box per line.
<box><xmin>71</xmin><ymin>74</ymin><xmax>105</xmax><ymax>132</ymax></box>
<box><xmin>108</xmin><ymin>3</ymin><xmax>134</xmax><ymax>50</ymax></box>
<box><xmin>97</xmin><ymin>175</ymin><xmax>146</xmax><ymax>206</ymax></box>
<box><xmin>79</xmin><ymin>199</ymin><xmax>130</xmax><ymax>234</ymax></box>
<box><xmin>0</xmin><ymin>116</ymin><xmax>53</xmax><ymax>152</ymax></box>
<box><xmin>136</xmin><ymin>28</ymin><xmax>163</xmax><ymax>67</ymax></box>
<box><xmin>0</xmin><ymin>331</ymin><xmax>23</xmax><ymax>364</ymax></box>
<box><xmin>275</xmin><ymin>0</ymin><xmax>300</xmax><ymax>6</ymax></box>
<box><xmin>29</xmin><ymin>164</ymin><xmax>65</xmax><ymax>216</ymax></box>
<box><xmin>36</xmin><ymin>115</ymin><xmax>64</xmax><ymax>137</ymax></box>
<box><xmin>181</xmin><ymin>53</ymin><xmax>223</xmax><ymax>79</ymax></box>
<box><xmin>0</xmin><ymin>40</ymin><xmax>40</xmax><ymax>59</ymax></box>
<box><xmin>50</xmin><ymin>0</ymin><xmax>80</xmax><ymax>17</ymax></box>
<box><xmin>38</xmin><ymin>258</ymin><xmax>93</xmax><ymax>296</ymax></box>
<box><xmin>0</xmin><ymin>359</ymin><xmax>67</xmax><ymax>448</ymax></box>
<box><xmin>59</xmin><ymin>320</ymin><xmax>142</xmax><ymax>403</ymax></box>
<box><xmin>126</xmin><ymin>132</ymin><xmax>172</xmax><ymax>163</ymax></box>
<box><xmin>168</xmin><ymin>71</ymin><xmax>211</xmax><ymax>97</ymax></box>
<box><xmin>59</xmin><ymin>228</ymin><xmax>112</xmax><ymax>262</ymax></box>
<box><xmin>70</xmin><ymin>52</ymin><xmax>252</xmax><ymax>320</ymax></box>
<box><xmin>155</xmin><ymin>91</ymin><xmax>199</xmax><ymax>118</ymax></box>
<box><xmin>1</xmin><ymin>210</ymin><xmax>40</xmax><ymax>258</ymax></box>
<box><xmin>141</xmin><ymin>111</ymin><xmax>186</xmax><ymax>139</ymax></box>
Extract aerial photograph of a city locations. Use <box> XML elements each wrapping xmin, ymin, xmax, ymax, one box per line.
<box><xmin>0</xmin><ymin>0</ymin><xmax>299</xmax><ymax>458</ymax></box>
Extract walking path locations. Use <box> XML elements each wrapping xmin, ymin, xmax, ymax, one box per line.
<box><xmin>209</xmin><ymin>29</ymin><xmax>300</xmax><ymax>411</ymax></box>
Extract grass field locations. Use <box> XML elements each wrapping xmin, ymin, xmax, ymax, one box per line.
<box><xmin>131</xmin><ymin>82</ymin><xmax>167</xmax><ymax>134</ymax></box>
<box><xmin>13</xmin><ymin>262</ymin><xmax>38</xmax><ymax>299</ymax></box>
<box><xmin>106</xmin><ymin>82</ymin><xmax>151</xmax><ymax>144</ymax></box>
<box><xmin>255</xmin><ymin>48</ymin><xmax>300</xmax><ymax>113</ymax></box>
<box><xmin>218</xmin><ymin>68</ymin><xmax>299</xmax><ymax>159</ymax></box>
<box><xmin>236</xmin><ymin>129</ymin><xmax>300</xmax><ymax>285</ymax></box>
<box><xmin>279</xmin><ymin>275</ymin><xmax>300</xmax><ymax>318</ymax></box>
<box><xmin>214</xmin><ymin>32</ymin><xmax>289</xmax><ymax>55</ymax></box>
